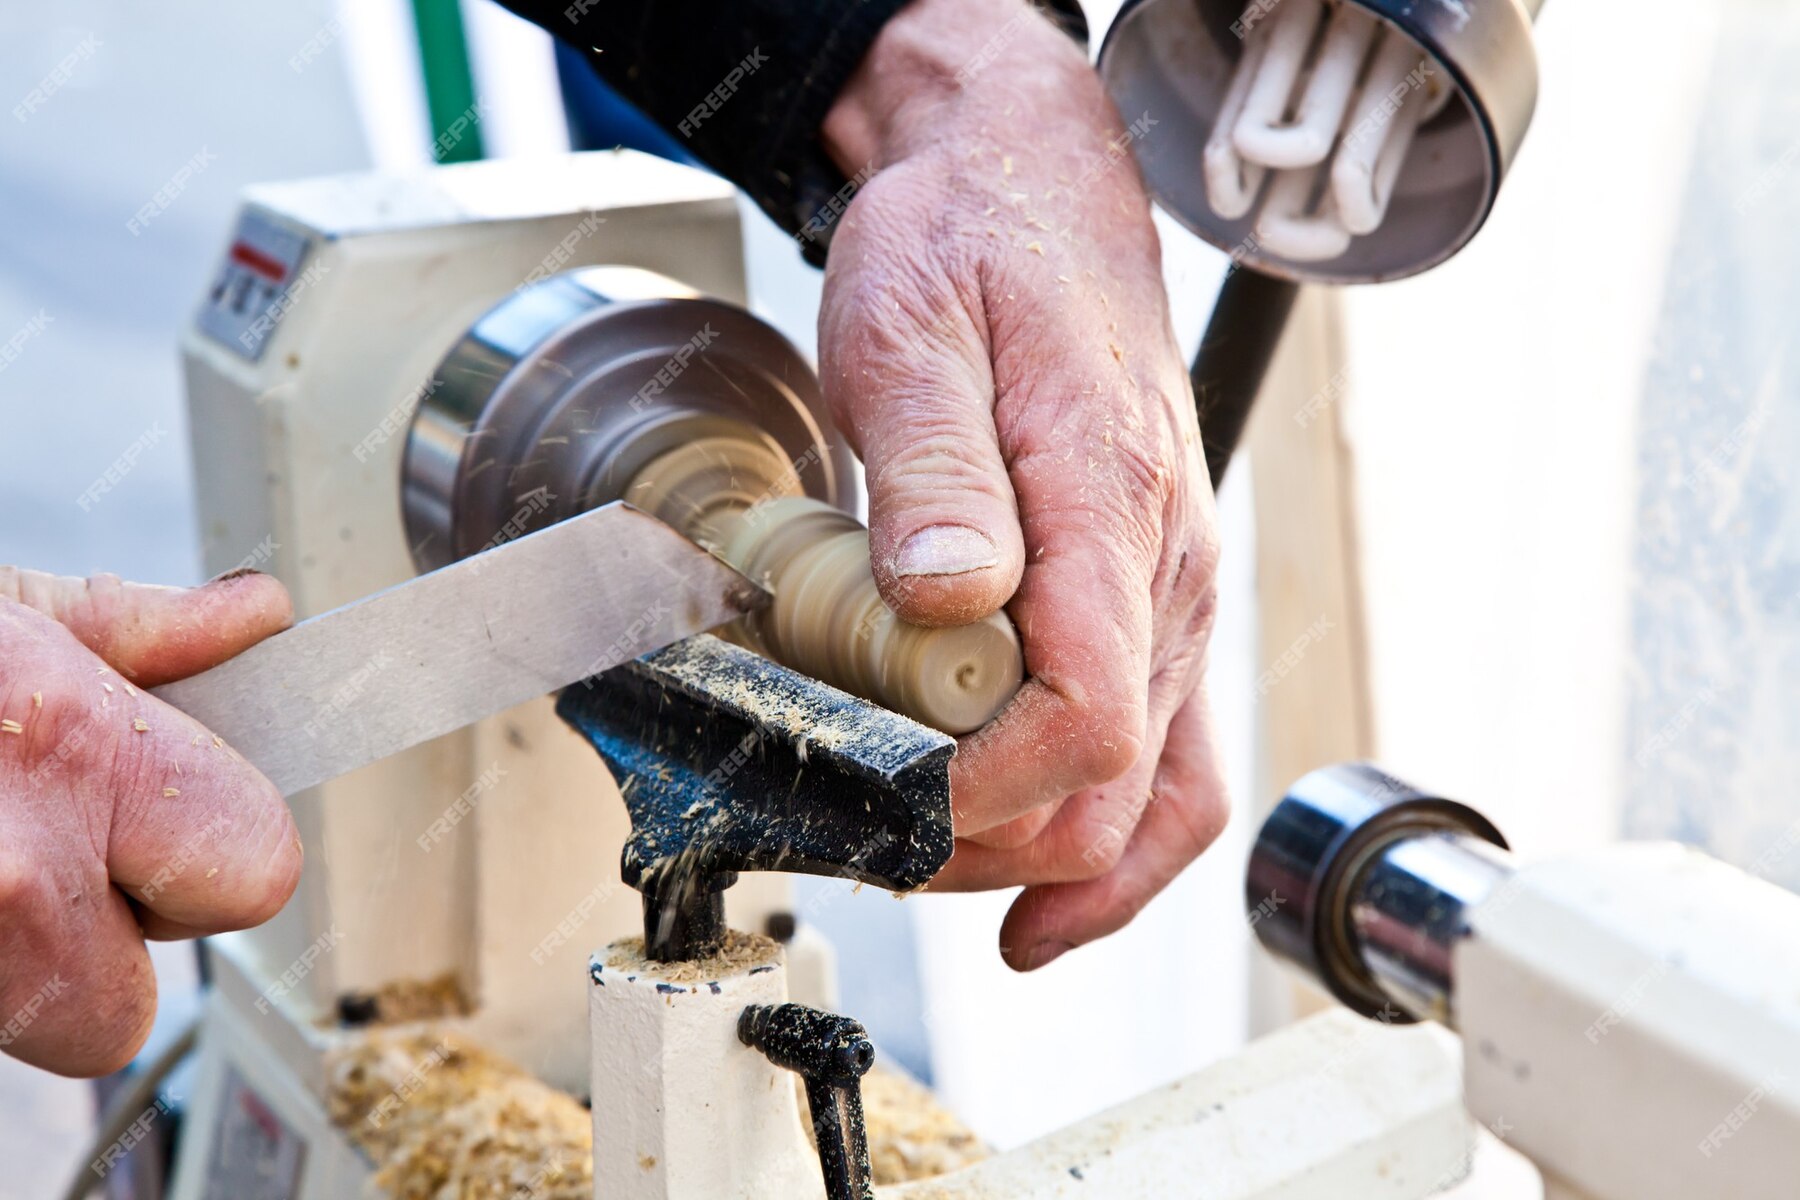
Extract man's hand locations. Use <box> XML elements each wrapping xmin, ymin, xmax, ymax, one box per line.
<box><xmin>820</xmin><ymin>0</ymin><xmax>1230</xmax><ymax>970</ymax></box>
<box><xmin>0</xmin><ymin>568</ymin><xmax>301</xmax><ymax>1076</ymax></box>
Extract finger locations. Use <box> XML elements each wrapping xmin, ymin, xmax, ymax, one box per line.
<box><xmin>0</xmin><ymin>601</ymin><xmax>302</xmax><ymax>933</ymax></box>
<box><xmin>0</xmin><ymin>826</ymin><xmax>157</xmax><ymax>1076</ymax></box>
<box><xmin>935</xmin><ymin>655</ymin><xmax>1191</xmax><ymax>883</ymax></box>
<box><xmin>951</xmin><ymin>642</ymin><xmax>1195</xmax><ymax>856</ymax></box>
<box><xmin>946</xmin><ymin>459</ymin><xmax>1180</xmax><ymax>837</ymax></box>
<box><xmin>97</xmin><ymin>688</ymin><xmax>302</xmax><ymax>932</ymax></box>
<box><xmin>999</xmin><ymin>689</ymin><xmax>1231</xmax><ymax>971</ymax></box>
<box><xmin>820</xmin><ymin>172</ymin><xmax>1026</xmax><ymax>628</ymax></box>
<box><xmin>959</xmin><ymin>801</ymin><xmax>1061</xmax><ymax>852</ymax></box>
<box><xmin>938</xmin><ymin>324</ymin><xmax>1198</xmax><ymax>834</ymax></box>
<box><xmin>134</xmin><ymin>908</ymin><xmax>222</xmax><ymax>942</ymax></box>
<box><xmin>0</xmin><ymin>567</ymin><xmax>293</xmax><ymax>686</ymax></box>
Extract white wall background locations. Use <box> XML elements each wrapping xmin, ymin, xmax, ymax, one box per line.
<box><xmin>1343</xmin><ymin>0</ymin><xmax>1720</xmax><ymax>858</ymax></box>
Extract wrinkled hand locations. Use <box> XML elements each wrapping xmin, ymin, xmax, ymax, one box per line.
<box><xmin>0</xmin><ymin>569</ymin><xmax>300</xmax><ymax>1076</ymax></box>
<box><xmin>820</xmin><ymin>0</ymin><xmax>1230</xmax><ymax>970</ymax></box>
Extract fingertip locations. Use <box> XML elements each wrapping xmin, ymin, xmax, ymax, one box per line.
<box><xmin>999</xmin><ymin>893</ymin><xmax>1075</xmax><ymax>972</ymax></box>
<box><xmin>205</xmin><ymin>568</ymin><xmax>294</xmax><ymax>627</ymax></box>
<box><xmin>258</xmin><ymin>809</ymin><xmax>305</xmax><ymax>923</ymax></box>
<box><xmin>192</xmin><ymin>569</ymin><xmax>295</xmax><ymax>653</ymax></box>
<box><xmin>198</xmin><ymin>777</ymin><xmax>302</xmax><ymax>932</ymax></box>
<box><xmin>877</xmin><ymin>523</ymin><xmax>1022</xmax><ymax>628</ymax></box>
<box><xmin>126</xmin><ymin>571</ymin><xmax>294</xmax><ymax>687</ymax></box>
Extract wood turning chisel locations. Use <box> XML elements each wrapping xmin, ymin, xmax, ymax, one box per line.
<box><xmin>152</xmin><ymin>502</ymin><xmax>768</xmax><ymax>796</ymax></box>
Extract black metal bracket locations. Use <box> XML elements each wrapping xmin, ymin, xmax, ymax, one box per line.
<box><xmin>557</xmin><ymin>634</ymin><xmax>956</xmax><ymax>961</ymax></box>
<box><xmin>739</xmin><ymin>1003</ymin><xmax>876</xmax><ymax>1200</ymax></box>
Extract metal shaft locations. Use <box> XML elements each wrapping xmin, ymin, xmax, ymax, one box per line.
<box><xmin>1346</xmin><ymin>830</ymin><xmax>1512</xmax><ymax>1023</ymax></box>
<box><xmin>1247</xmin><ymin>762</ymin><xmax>1512</xmax><ymax>1022</ymax></box>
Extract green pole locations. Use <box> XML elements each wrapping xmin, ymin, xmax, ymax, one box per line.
<box><xmin>410</xmin><ymin>0</ymin><xmax>486</xmax><ymax>163</ymax></box>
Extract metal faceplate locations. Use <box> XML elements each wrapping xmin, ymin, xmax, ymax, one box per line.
<box><xmin>401</xmin><ymin>266</ymin><xmax>852</xmax><ymax>572</ymax></box>
<box><xmin>1097</xmin><ymin>0</ymin><xmax>1539</xmax><ymax>283</ymax></box>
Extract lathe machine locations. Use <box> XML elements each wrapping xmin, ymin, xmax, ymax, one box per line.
<box><xmin>124</xmin><ymin>142</ymin><xmax>1799</xmax><ymax>1200</ymax></box>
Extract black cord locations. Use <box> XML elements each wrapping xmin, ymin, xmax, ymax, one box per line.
<box><xmin>1190</xmin><ymin>269</ymin><xmax>1302</xmax><ymax>486</ymax></box>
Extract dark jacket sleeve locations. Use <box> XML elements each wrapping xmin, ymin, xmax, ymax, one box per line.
<box><xmin>496</xmin><ymin>0</ymin><xmax>911</xmax><ymax>262</ymax></box>
<box><xmin>495</xmin><ymin>1</ymin><xmax>1089</xmax><ymax>264</ymax></box>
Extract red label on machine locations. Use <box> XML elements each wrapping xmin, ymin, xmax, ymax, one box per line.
<box><xmin>196</xmin><ymin>209</ymin><xmax>314</xmax><ymax>362</ymax></box>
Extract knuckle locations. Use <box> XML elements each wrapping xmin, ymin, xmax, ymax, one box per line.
<box><xmin>95</xmin><ymin>717</ymin><xmax>161</xmax><ymax>803</ymax></box>
<box><xmin>1179</xmin><ymin>515</ymin><xmax>1223</xmax><ymax>591</ymax></box>
<box><xmin>868</xmin><ymin>421</ymin><xmax>998</xmax><ymax>491</ymax></box>
<box><xmin>1114</xmin><ymin>431</ymin><xmax>1182</xmax><ymax>516</ymax></box>
<box><xmin>1071</xmin><ymin>703</ymin><xmax>1145</xmax><ymax>786</ymax></box>
<box><xmin>1064</xmin><ymin>815</ymin><xmax>1131</xmax><ymax>880</ymax></box>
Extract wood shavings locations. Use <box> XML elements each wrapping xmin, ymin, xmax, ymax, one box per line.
<box><xmin>1026</xmin><ymin>241</ymin><xmax>1044</xmax><ymax>256</ymax></box>
<box><xmin>163</xmin><ymin>787</ymin><xmax>180</xmax><ymax>797</ymax></box>
<box><xmin>0</xmin><ymin>720</ymin><xmax>21</xmax><ymax>735</ymax></box>
<box><xmin>133</xmin><ymin>718</ymin><xmax>150</xmax><ymax>733</ymax></box>
<box><xmin>212</xmin><ymin>736</ymin><xmax>223</xmax><ymax>749</ymax></box>
<box><xmin>862</xmin><ymin>1067</ymin><xmax>989</xmax><ymax>1185</ymax></box>
<box><xmin>31</xmin><ymin>692</ymin><xmax>41</xmax><ymax>709</ymax></box>
<box><xmin>205</xmin><ymin>867</ymin><xmax>218</xmax><ymax>878</ymax></box>
<box><xmin>327</xmin><ymin>1030</ymin><xmax>592</xmax><ymax>1200</ymax></box>
<box><xmin>341</xmin><ymin>973</ymin><xmax>472</xmax><ymax>1026</ymax></box>
<box><xmin>604</xmin><ymin>930</ymin><xmax>778</xmax><ymax>984</ymax></box>
<box><xmin>102</xmin><ymin>683</ymin><xmax>114</xmax><ymax>694</ymax></box>
<box><xmin>326</xmin><ymin>1032</ymin><xmax>980</xmax><ymax>1194</ymax></box>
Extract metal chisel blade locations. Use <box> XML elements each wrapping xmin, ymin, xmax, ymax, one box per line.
<box><xmin>152</xmin><ymin>503</ymin><xmax>767</xmax><ymax>796</ymax></box>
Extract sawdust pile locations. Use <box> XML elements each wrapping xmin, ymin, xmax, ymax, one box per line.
<box><xmin>342</xmin><ymin>972</ymin><xmax>471</xmax><ymax>1025</ymax></box>
<box><xmin>602</xmin><ymin>929</ymin><xmax>780</xmax><ymax>983</ymax></box>
<box><xmin>863</xmin><ymin>1068</ymin><xmax>989</xmax><ymax>1185</ymax></box>
<box><xmin>325</xmin><ymin>1023</ymin><xmax>983</xmax><ymax>1193</ymax></box>
<box><xmin>326</xmin><ymin>1031</ymin><xmax>591</xmax><ymax>1199</ymax></box>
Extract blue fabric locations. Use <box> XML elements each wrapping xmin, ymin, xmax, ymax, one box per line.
<box><xmin>553</xmin><ymin>41</ymin><xmax>700</xmax><ymax>166</ymax></box>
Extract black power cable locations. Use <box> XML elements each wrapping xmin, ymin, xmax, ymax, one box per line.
<box><xmin>1191</xmin><ymin>269</ymin><xmax>1303</xmax><ymax>486</ymax></box>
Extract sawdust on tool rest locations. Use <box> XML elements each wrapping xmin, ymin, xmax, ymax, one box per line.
<box><xmin>602</xmin><ymin>928</ymin><xmax>780</xmax><ymax>983</ymax></box>
<box><xmin>326</xmin><ymin>1030</ymin><xmax>592</xmax><ymax>1199</ymax></box>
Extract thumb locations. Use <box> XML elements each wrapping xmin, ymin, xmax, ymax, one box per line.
<box><xmin>0</xmin><ymin>567</ymin><xmax>293</xmax><ymax>686</ymax></box>
<box><xmin>819</xmin><ymin>198</ymin><xmax>1025</xmax><ymax>628</ymax></box>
